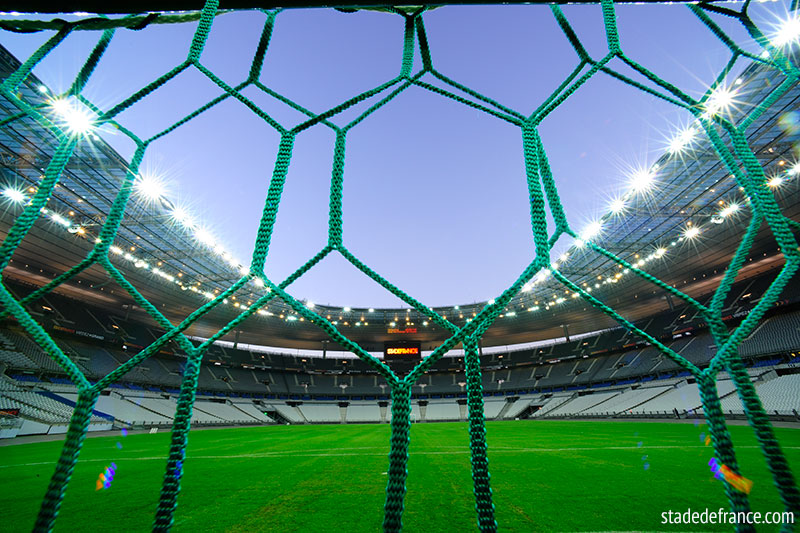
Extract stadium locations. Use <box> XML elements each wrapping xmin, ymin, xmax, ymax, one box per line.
<box><xmin>0</xmin><ymin>1</ymin><xmax>799</xmax><ymax>531</ymax></box>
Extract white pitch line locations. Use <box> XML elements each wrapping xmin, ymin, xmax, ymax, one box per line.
<box><xmin>1</xmin><ymin>445</ymin><xmax>797</xmax><ymax>469</ymax></box>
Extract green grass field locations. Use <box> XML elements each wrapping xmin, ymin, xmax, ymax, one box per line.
<box><xmin>1</xmin><ymin>420</ymin><xmax>798</xmax><ymax>532</ymax></box>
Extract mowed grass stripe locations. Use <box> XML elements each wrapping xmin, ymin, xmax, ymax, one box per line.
<box><xmin>3</xmin><ymin>444</ymin><xmax>799</xmax><ymax>469</ymax></box>
<box><xmin>0</xmin><ymin>421</ymin><xmax>797</xmax><ymax>532</ymax></box>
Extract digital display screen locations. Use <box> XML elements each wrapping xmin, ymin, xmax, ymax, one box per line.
<box><xmin>387</xmin><ymin>327</ymin><xmax>417</xmax><ymax>335</ymax></box>
<box><xmin>384</xmin><ymin>341</ymin><xmax>422</xmax><ymax>362</ymax></box>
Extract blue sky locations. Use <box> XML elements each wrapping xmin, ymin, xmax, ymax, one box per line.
<box><xmin>0</xmin><ymin>2</ymin><xmax>791</xmax><ymax>307</ymax></box>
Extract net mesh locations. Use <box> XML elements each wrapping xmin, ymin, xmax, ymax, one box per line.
<box><xmin>0</xmin><ymin>1</ymin><xmax>798</xmax><ymax>531</ymax></box>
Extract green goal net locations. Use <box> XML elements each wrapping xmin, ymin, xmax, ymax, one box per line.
<box><xmin>0</xmin><ymin>1</ymin><xmax>799</xmax><ymax>531</ymax></box>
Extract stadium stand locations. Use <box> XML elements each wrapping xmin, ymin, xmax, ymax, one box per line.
<box><xmin>425</xmin><ymin>401</ymin><xmax>461</xmax><ymax>421</ymax></box>
<box><xmin>1</xmin><ymin>263</ymin><xmax>800</xmax><ymax>433</ymax></box>
<box><xmin>545</xmin><ymin>391</ymin><xmax>620</xmax><ymax>417</ymax></box>
<box><xmin>720</xmin><ymin>374</ymin><xmax>800</xmax><ymax>416</ymax></box>
<box><xmin>582</xmin><ymin>386</ymin><xmax>672</xmax><ymax>415</ymax></box>
<box><xmin>59</xmin><ymin>392</ymin><xmax>171</xmax><ymax>426</ymax></box>
<box><xmin>631</xmin><ymin>379</ymin><xmax>738</xmax><ymax>415</ymax></box>
<box><xmin>346</xmin><ymin>403</ymin><xmax>382</xmax><ymax>423</ymax></box>
<box><xmin>532</xmin><ymin>394</ymin><xmax>574</xmax><ymax>417</ymax></box>
<box><xmin>297</xmin><ymin>403</ymin><xmax>343</xmax><ymax>423</ymax></box>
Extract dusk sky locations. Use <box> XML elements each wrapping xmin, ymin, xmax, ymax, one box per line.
<box><xmin>0</xmin><ymin>2</ymin><xmax>789</xmax><ymax>307</ymax></box>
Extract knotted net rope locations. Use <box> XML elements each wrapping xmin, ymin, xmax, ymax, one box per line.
<box><xmin>0</xmin><ymin>1</ymin><xmax>798</xmax><ymax>531</ymax></box>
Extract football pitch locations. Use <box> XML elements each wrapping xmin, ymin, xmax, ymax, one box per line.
<box><xmin>1</xmin><ymin>420</ymin><xmax>798</xmax><ymax>532</ymax></box>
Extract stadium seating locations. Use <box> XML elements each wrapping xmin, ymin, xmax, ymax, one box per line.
<box><xmin>501</xmin><ymin>398</ymin><xmax>530</xmax><ymax>419</ymax></box>
<box><xmin>719</xmin><ymin>374</ymin><xmax>800</xmax><ymax>415</ymax></box>
<box><xmin>582</xmin><ymin>386</ymin><xmax>672</xmax><ymax>415</ymax></box>
<box><xmin>268</xmin><ymin>403</ymin><xmax>305</xmax><ymax>423</ymax></box>
<box><xmin>1</xmin><ymin>262</ymin><xmax>799</xmax><ymax>437</ymax></box>
<box><xmin>59</xmin><ymin>392</ymin><xmax>171</xmax><ymax>426</ymax></box>
<box><xmin>739</xmin><ymin>311</ymin><xmax>800</xmax><ymax>357</ymax></box>
<box><xmin>631</xmin><ymin>379</ymin><xmax>737</xmax><ymax>414</ymax></box>
<box><xmin>545</xmin><ymin>391</ymin><xmax>619</xmax><ymax>417</ymax></box>
<box><xmin>230</xmin><ymin>402</ymin><xmax>274</xmax><ymax>423</ymax></box>
<box><xmin>193</xmin><ymin>401</ymin><xmax>261</xmax><ymax>424</ymax></box>
<box><xmin>532</xmin><ymin>394</ymin><xmax>573</xmax><ymax>417</ymax></box>
<box><xmin>346</xmin><ymin>403</ymin><xmax>382</xmax><ymax>423</ymax></box>
<box><xmin>0</xmin><ymin>389</ymin><xmax>106</xmax><ymax>425</ymax></box>
<box><xmin>425</xmin><ymin>401</ymin><xmax>461</xmax><ymax>421</ymax></box>
<box><xmin>297</xmin><ymin>403</ymin><xmax>342</xmax><ymax>423</ymax></box>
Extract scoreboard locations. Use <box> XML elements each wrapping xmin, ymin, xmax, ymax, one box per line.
<box><xmin>384</xmin><ymin>341</ymin><xmax>422</xmax><ymax>363</ymax></box>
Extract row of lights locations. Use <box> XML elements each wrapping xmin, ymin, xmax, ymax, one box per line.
<box><xmin>2</xmin><ymin>15</ymin><xmax>799</xmax><ymax>327</ymax></box>
<box><xmin>3</xmin><ymin>127</ymin><xmax>796</xmax><ymax>325</ymax></box>
<box><xmin>521</xmin><ymin>44</ymin><xmax>800</xmax><ymax>309</ymax></box>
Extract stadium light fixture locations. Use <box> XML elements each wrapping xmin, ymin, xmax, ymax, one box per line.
<box><xmin>135</xmin><ymin>174</ymin><xmax>166</xmax><ymax>201</ymax></box>
<box><xmin>768</xmin><ymin>176</ymin><xmax>784</xmax><ymax>188</ymax></box>
<box><xmin>629</xmin><ymin>169</ymin><xmax>655</xmax><ymax>193</ymax></box>
<box><xmin>790</xmin><ymin>162</ymin><xmax>800</xmax><ymax>176</ymax></box>
<box><xmin>50</xmin><ymin>97</ymin><xmax>93</xmax><ymax>134</ymax></box>
<box><xmin>719</xmin><ymin>203</ymin><xmax>740</xmax><ymax>218</ymax></box>
<box><xmin>2</xmin><ymin>187</ymin><xmax>27</xmax><ymax>203</ymax></box>
<box><xmin>609</xmin><ymin>197</ymin><xmax>626</xmax><ymax>213</ymax></box>
<box><xmin>171</xmin><ymin>206</ymin><xmax>194</xmax><ymax>227</ymax></box>
<box><xmin>50</xmin><ymin>212</ymin><xmax>71</xmax><ymax>227</ymax></box>
<box><xmin>705</xmin><ymin>86</ymin><xmax>737</xmax><ymax>116</ymax></box>
<box><xmin>194</xmin><ymin>227</ymin><xmax>216</xmax><ymax>247</ymax></box>
<box><xmin>535</xmin><ymin>269</ymin><xmax>551</xmax><ymax>284</ymax></box>
<box><xmin>522</xmin><ymin>282</ymin><xmax>533</xmax><ymax>292</ymax></box>
<box><xmin>772</xmin><ymin>15</ymin><xmax>800</xmax><ymax>47</ymax></box>
<box><xmin>580</xmin><ymin>220</ymin><xmax>603</xmax><ymax>241</ymax></box>
<box><xmin>668</xmin><ymin>127</ymin><xmax>696</xmax><ymax>154</ymax></box>
<box><xmin>684</xmin><ymin>226</ymin><xmax>701</xmax><ymax>240</ymax></box>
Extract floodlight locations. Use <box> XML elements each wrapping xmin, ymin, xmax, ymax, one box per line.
<box><xmin>609</xmin><ymin>197</ymin><xmax>626</xmax><ymax>213</ymax></box>
<box><xmin>194</xmin><ymin>227</ymin><xmax>215</xmax><ymax>246</ymax></box>
<box><xmin>668</xmin><ymin>128</ymin><xmax>696</xmax><ymax>154</ymax></box>
<box><xmin>705</xmin><ymin>87</ymin><xmax>736</xmax><ymax>116</ymax></box>
<box><xmin>720</xmin><ymin>203</ymin><xmax>740</xmax><ymax>218</ymax></box>
<box><xmin>51</xmin><ymin>98</ymin><xmax>93</xmax><ymax>134</ymax></box>
<box><xmin>171</xmin><ymin>206</ymin><xmax>194</xmax><ymax>227</ymax></box>
<box><xmin>135</xmin><ymin>175</ymin><xmax>166</xmax><ymax>201</ymax></box>
<box><xmin>768</xmin><ymin>176</ymin><xmax>784</xmax><ymax>188</ymax></box>
<box><xmin>630</xmin><ymin>169</ymin><xmax>655</xmax><ymax>192</ymax></box>
<box><xmin>2</xmin><ymin>187</ymin><xmax>26</xmax><ymax>203</ymax></box>
<box><xmin>772</xmin><ymin>15</ymin><xmax>800</xmax><ymax>47</ymax></box>
<box><xmin>581</xmin><ymin>221</ymin><xmax>603</xmax><ymax>241</ymax></box>
<box><xmin>684</xmin><ymin>226</ymin><xmax>701</xmax><ymax>239</ymax></box>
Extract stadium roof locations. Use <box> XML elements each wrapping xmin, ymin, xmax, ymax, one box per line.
<box><xmin>1</xmin><ymin>42</ymin><xmax>799</xmax><ymax>352</ymax></box>
<box><xmin>0</xmin><ymin>0</ymin><xmax>713</xmax><ymax>15</ymax></box>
